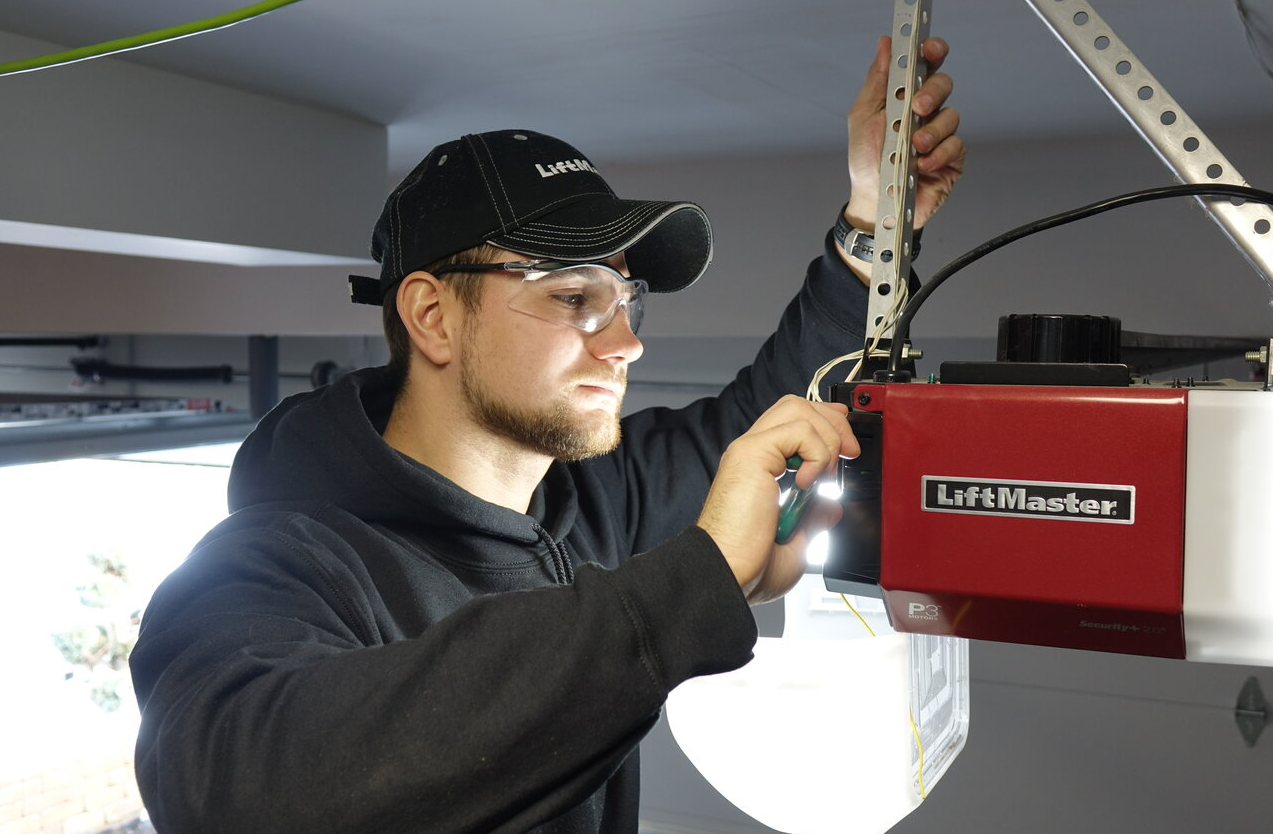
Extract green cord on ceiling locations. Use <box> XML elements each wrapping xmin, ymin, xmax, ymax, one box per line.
<box><xmin>0</xmin><ymin>0</ymin><xmax>307</xmax><ymax>77</ymax></box>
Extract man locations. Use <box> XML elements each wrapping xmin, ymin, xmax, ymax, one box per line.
<box><xmin>130</xmin><ymin>36</ymin><xmax>963</xmax><ymax>834</ymax></box>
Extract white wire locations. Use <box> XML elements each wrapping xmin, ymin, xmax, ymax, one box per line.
<box><xmin>806</xmin><ymin>270</ymin><xmax>911</xmax><ymax>401</ymax></box>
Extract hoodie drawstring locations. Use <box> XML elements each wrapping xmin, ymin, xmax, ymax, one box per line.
<box><xmin>532</xmin><ymin>525</ymin><xmax>575</xmax><ymax>585</ymax></box>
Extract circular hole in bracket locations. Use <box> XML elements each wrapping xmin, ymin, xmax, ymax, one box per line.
<box><xmin>1183</xmin><ymin>136</ymin><xmax>1200</xmax><ymax>152</ymax></box>
<box><xmin>1095</xmin><ymin>35</ymin><xmax>1110</xmax><ymax>50</ymax></box>
<box><xmin>901</xmin><ymin>23</ymin><xmax>912</xmax><ymax>36</ymax></box>
<box><xmin>892</xmin><ymin>119</ymin><xmax>902</xmax><ymax>133</ymax></box>
<box><xmin>874</xmin><ymin>315</ymin><xmax>885</xmax><ymax>326</ymax></box>
<box><xmin>1073</xmin><ymin>11</ymin><xmax>1089</xmax><ymax>25</ymax></box>
<box><xmin>899</xmin><ymin>54</ymin><xmax>909</xmax><ymax>69</ymax></box>
<box><xmin>880</xmin><ymin>250</ymin><xmax>894</xmax><ymax>263</ymax></box>
<box><xmin>1116</xmin><ymin>60</ymin><xmax>1132</xmax><ymax>75</ymax></box>
<box><xmin>1255</xmin><ymin>219</ymin><xmax>1270</xmax><ymax>235</ymax></box>
<box><xmin>1137</xmin><ymin>85</ymin><xmax>1154</xmax><ymax>101</ymax></box>
<box><xmin>877</xmin><ymin>283</ymin><xmax>892</xmax><ymax>296</ymax></box>
<box><xmin>1160</xmin><ymin>110</ymin><xmax>1177</xmax><ymax>125</ymax></box>
<box><xmin>895</xmin><ymin>86</ymin><xmax>907</xmax><ymax>100</ymax></box>
<box><xmin>1230</xmin><ymin>196</ymin><xmax>1247</xmax><ymax>207</ymax></box>
<box><xmin>1206</xmin><ymin>164</ymin><xmax>1224</xmax><ymax>179</ymax></box>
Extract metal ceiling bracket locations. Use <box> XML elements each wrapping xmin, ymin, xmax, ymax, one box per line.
<box><xmin>1235</xmin><ymin>676</ymin><xmax>1268</xmax><ymax>747</ymax></box>
<box><xmin>867</xmin><ymin>0</ymin><xmax>932</xmax><ymax>341</ymax></box>
<box><xmin>1025</xmin><ymin>0</ymin><xmax>1273</xmax><ymax>296</ymax></box>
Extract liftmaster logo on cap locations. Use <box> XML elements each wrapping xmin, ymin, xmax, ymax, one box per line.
<box><xmin>535</xmin><ymin>158</ymin><xmax>599</xmax><ymax>178</ymax></box>
<box><xmin>922</xmin><ymin>476</ymin><xmax>1135</xmax><ymax>524</ymax></box>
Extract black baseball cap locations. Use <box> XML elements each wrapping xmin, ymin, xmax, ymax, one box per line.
<box><xmin>349</xmin><ymin>129</ymin><xmax>713</xmax><ymax>305</ymax></box>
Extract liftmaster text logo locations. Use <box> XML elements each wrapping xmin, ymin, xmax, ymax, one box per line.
<box><xmin>535</xmin><ymin>158</ymin><xmax>599</xmax><ymax>177</ymax></box>
<box><xmin>922</xmin><ymin>476</ymin><xmax>1135</xmax><ymax>524</ymax></box>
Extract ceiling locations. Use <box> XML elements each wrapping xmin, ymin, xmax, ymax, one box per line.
<box><xmin>1</xmin><ymin>0</ymin><xmax>1270</xmax><ymax>181</ymax></box>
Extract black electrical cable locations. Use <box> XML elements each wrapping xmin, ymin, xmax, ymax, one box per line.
<box><xmin>885</xmin><ymin>183</ymin><xmax>1273</xmax><ymax>375</ymax></box>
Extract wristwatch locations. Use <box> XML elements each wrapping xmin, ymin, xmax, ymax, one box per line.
<box><xmin>832</xmin><ymin>204</ymin><xmax>921</xmax><ymax>263</ymax></box>
<box><xmin>833</xmin><ymin>209</ymin><xmax>875</xmax><ymax>262</ymax></box>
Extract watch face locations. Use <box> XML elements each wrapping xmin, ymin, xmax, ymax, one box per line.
<box><xmin>848</xmin><ymin>229</ymin><xmax>875</xmax><ymax>262</ymax></box>
<box><xmin>833</xmin><ymin>211</ymin><xmax>875</xmax><ymax>263</ymax></box>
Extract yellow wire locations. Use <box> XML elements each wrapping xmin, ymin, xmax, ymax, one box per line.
<box><xmin>909</xmin><ymin>706</ymin><xmax>928</xmax><ymax>800</ymax></box>
<box><xmin>840</xmin><ymin>593</ymin><xmax>928</xmax><ymax>800</ymax></box>
<box><xmin>840</xmin><ymin>591</ymin><xmax>877</xmax><ymax>637</ymax></box>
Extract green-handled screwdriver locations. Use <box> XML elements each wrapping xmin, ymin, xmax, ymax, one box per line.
<box><xmin>775</xmin><ymin>456</ymin><xmax>818</xmax><ymax>544</ymax></box>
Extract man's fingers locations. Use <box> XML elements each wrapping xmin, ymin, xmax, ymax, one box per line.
<box><xmin>921</xmin><ymin>37</ymin><xmax>950</xmax><ymax>73</ymax></box>
<box><xmin>918</xmin><ymin>129</ymin><xmax>965</xmax><ymax>176</ymax></box>
<box><xmin>912</xmin><ymin>72</ymin><xmax>953</xmax><ymax>118</ymax></box>
<box><xmin>749</xmin><ymin>396</ymin><xmax>857</xmax><ymax>476</ymax></box>
<box><xmin>914</xmin><ymin>105</ymin><xmax>961</xmax><ymax>157</ymax></box>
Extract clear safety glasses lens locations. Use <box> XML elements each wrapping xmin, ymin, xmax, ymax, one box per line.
<box><xmin>509</xmin><ymin>264</ymin><xmax>647</xmax><ymax>334</ymax></box>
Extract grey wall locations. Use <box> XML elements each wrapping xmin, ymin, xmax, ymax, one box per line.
<box><xmin>605</xmin><ymin>123</ymin><xmax>1273</xmax><ymax>343</ymax></box>
<box><xmin>0</xmin><ymin>29</ymin><xmax>386</xmax><ymax>338</ymax></box>
<box><xmin>0</xmin><ymin>30</ymin><xmax>385</xmax><ymax>257</ymax></box>
<box><xmin>7</xmin><ymin>110</ymin><xmax>1270</xmax><ymax>344</ymax></box>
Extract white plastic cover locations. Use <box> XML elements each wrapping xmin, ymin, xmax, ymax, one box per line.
<box><xmin>1184</xmin><ymin>389</ymin><xmax>1273</xmax><ymax>665</ymax></box>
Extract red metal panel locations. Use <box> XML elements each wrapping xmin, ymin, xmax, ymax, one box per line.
<box><xmin>867</xmin><ymin>382</ymin><xmax>1188</xmax><ymax>658</ymax></box>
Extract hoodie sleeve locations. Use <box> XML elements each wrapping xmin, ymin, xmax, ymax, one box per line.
<box><xmin>131</xmin><ymin>515</ymin><xmax>755</xmax><ymax>834</ymax></box>
<box><xmin>587</xmin><ymin>234</ymin><xmax>872</xmax><ymax>554</ymax></box>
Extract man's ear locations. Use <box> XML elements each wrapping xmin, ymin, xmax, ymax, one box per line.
<box><xmin>396</xmin><ymin>271</ymin><xmax>460</xmax><ymax>365</ymax></box>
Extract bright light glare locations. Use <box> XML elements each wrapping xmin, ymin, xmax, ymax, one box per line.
<box><xmin>817</xmin><ymin>481</ymin><xmax>844</xmax><ymax>498</ymax></box>
<box><xmin>805</xmin><ymin>529</ymin><xmax>830</xmax><ymax>566</ymax></box>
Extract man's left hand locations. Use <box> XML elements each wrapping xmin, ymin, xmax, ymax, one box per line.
<box><xmin>844</xmin><ymin>35</ymin><xmax>965</xmax><ymax>234</ymax></box>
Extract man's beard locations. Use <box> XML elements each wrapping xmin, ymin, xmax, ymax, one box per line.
<box><xmin>459</xmin><ymin>325</ymin><xmax>623</xmax><ymax>462</ymax></box>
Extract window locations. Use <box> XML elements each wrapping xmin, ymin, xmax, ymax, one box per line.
<box><xmin>0</xmin><ymin>444</ymin><xmax>238</xmax><ymax>834</ymax></box>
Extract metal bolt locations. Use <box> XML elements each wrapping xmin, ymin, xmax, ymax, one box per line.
<box><xmin>857</xmin><ymin>392</ymin><xmax>872</xmax><ymax>406</ymax></box>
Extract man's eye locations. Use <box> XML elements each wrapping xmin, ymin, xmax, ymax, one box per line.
<box><xmin>551</xmin><ymin>292</ymin><xmax>587</xmax><ymax>308</ymax></box>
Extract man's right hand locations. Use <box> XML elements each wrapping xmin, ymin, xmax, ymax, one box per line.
<box><xmin>696</xmin><ymin>396</ymin><xmax>859</xmax><ymax>605</ymax></box>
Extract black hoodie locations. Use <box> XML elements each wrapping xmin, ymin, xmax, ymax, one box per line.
<box><xmin>130</xmin><ymin>236</ymin><xmax>871</xmax><ymax>834</ymax></box>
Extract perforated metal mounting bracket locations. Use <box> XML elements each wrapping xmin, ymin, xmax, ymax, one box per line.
<box><xmin>866</xmin><ymin>0</ymin><xmax>932</xmax><ymax>340</ymax></box>
<box><xmin>1025</xmin><ymin>0</ymin><xmax>1273</xmax><ymax>296</ymax></box>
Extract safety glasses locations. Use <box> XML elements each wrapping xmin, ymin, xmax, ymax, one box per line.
<box><xmin>434</xmin><ymin>260</ymin><xmax>647</xmax><ymax>334</ymax></box>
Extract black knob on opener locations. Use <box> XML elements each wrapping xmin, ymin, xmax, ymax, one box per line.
<box><xmin>997</xmin><ymin>314</ymin><xmax>1122</xmax><ymax>364</ymax></box>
